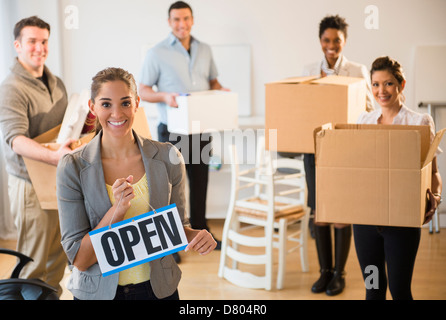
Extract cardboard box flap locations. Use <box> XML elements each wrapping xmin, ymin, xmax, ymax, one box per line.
<box><xmin>313</xmin><ymin>123</ymin><xmax>332</xmax><ymax>158</ymax></box>
<box><xmin>422</xmin><ymin>128</ymin><xmax>446</xmax><ymax>168</ymax></box>
<box><xmin>329</xmin><ymin>124</ymin><xmax>431</xmax><ymax>167</ymax></box>
<box><xmin>316</xmin><ymin>129</ymin><xmax>392</xmax><ymax>169</ymax></box>
<box><xmin>316</xmin><ymin>123</ymin><xmax>432</xmax><ymax>169</ymax></box>
<box><xmin>34</xmin><ymin>125</ymin><xmax>61</xmax><ymax>144</ymax></box>
<box><xmin>267</xmin><ymin>75</ymin><xmax>319</xmax><ymax>85</ymax></box>
<box><xmin>312</xmin><ymin>75</ymin><xmax>365</xmax><ymax>86</ymax></box>
<box><xmin>266</xmin><ymin>75</ymin><xmax>364</xmax><ymax>86</ymax></box>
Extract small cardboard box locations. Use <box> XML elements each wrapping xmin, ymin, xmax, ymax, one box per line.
<box><xmin>23</xmin><ymin>107</ymin><xmax>151</xmax><ymax>210</ymax></box>
<box><xmin>315</xmin><ymin>123</ymin><xmax>445</xmax><ymax>227</ymax></box>
<box><xmin>167</xmin><ymin>90</ymin><xmax>238</xmax><ymax>135</ymax></box>
<box><xmin>265</xmin><ymin>75</ymin><xmax>366</xmax><ymax>153</ymax></box>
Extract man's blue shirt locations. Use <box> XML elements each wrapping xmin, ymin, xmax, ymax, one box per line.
<box><xmin>139</xmin><ymin>33</ymin><xmax>218</xmax><ymax>124</ymax></box>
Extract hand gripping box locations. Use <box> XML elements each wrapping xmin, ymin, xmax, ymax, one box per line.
<box><xmin>315</xmin><ymin>123</ymin><xmax>445</xmax><ymax>227</ymax></box>
<box><xmin>265</xmin><ymin>75</ymin><xmax>366</xmax><ymax>153</ymax></box>
<box><xmin>167</xmin><ymin>90</ymin><xmax>238</xmax><ymax>135</ymax></box>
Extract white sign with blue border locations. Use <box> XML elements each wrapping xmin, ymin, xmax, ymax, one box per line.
<box><xmin>89</xmin><ymin>204</ymin><xmax>188</xmax><ymax>277</ymax></box>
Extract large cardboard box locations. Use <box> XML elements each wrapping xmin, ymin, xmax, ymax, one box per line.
<box><xmin>167</xmin><ymin>90</ymin><xmax>238</xmax><ymax>135</ymax></box>
<box><xmin>265</xmin><ymin>75</ymin><xmax>366</xmax><ymax>153</ymax></box>
<box><xmin>23</xmin><ymin>107</ymin><xmax>151</xmax><ymax>210</ymax></box>
<box><xmin>315</xmin><ymin>123</ymin><xmax>445</xmax><ymax>227</ymax></box>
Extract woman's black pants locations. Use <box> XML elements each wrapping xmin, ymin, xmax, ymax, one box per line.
<box><xmin>353</xmin><ymin>224</ymin><xmax>421</xmax><ymax>300</ymax></box>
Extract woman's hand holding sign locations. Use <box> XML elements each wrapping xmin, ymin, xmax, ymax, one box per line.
<box><xmin>111</xmin><ymin>175</ymin><xmax>134</xmax><ymax>216</ymax></box>
<box><xmin>185</xmin><ymin>229</ymin><xmax>217</xmax><ymax>256</ymax></box>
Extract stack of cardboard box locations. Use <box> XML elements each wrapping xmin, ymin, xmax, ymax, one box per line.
<box><xmin>265</xmin><ymin>74</ymin><xmax>444</xmax><ymax>227</ymax></box>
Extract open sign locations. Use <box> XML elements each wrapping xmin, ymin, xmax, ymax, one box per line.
<box><xmin>89</xmin><ymin>204</ymin><xmax>188</xmax><ymax>277</ymax></box>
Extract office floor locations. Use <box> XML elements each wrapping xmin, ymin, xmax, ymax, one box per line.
<box><xmin>1</xmin><ymin>219</ymin><xmax>445</xmax><ymax>300</ymax></box>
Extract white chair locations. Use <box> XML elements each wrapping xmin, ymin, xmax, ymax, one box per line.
<box><xmin>218</xmin><ymin>137</ymin><xmax>310</xmax><ymax>290</ymax></box>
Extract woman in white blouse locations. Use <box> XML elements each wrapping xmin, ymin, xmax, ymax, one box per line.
<box><xmin>354</xmin><ymin>56</ymin><xmax>442</xmax><ymax>300</ymax></box>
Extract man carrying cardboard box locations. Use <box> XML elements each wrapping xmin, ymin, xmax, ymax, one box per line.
<box><xmin>139</xmin><ymin>1</ymin><xmax>227</xmax><ymax>257</ymax></box>
<box><xmin>0</xmin><ymin>16</ymin><xmax>75</xmax><ymax>297</ymax></box>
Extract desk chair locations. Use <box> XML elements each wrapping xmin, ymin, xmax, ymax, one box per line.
<box><xmin>0</xmin><ymin>248</ymin><xmax>58</xmax><ymax>300</ymax></box>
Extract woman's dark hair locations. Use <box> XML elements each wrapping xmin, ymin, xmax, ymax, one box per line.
<box><xmin>370</xmin><ymin>56</ymin><xmax>406</xmax><ymax>85</ymax></box>
<box><xmin>319</xmin><ymin>15</ymin><xmax>348</xmax><ymax>39</ymax></box>
<box><xmin>14</xmin><ymin>16</ymin><xmax>50</xmax><ymax>40</ymax></box>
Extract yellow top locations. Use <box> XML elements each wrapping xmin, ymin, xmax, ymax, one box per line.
<box><xmin>106</xmin><ymin>173</ymin><xmax>151</xmax><ymax>286</ymax></box>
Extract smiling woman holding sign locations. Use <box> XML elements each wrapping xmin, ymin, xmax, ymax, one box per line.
<box><xmin>56</xmin><ymin>67</ymin><xmax>216</xmax><ymax>300</ymax></box>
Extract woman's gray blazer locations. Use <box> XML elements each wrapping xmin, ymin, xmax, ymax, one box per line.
<box><xmin>56</xmin><ymin>130</ymin><xmax>189</xmax><ymax>299</ymax></box>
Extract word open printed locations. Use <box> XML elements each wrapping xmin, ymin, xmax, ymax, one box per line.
<box><xmin>89</xmin><ymin>204</ymin><xmax>187</xmax><ymax>277</ymax></box>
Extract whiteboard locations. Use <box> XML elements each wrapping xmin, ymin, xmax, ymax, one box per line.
<box><xmin>415</xmin><ymin>45</ymin><xmax>446</xmax><ymax>105</ymax></box>
<box><xmin>211</xmin><ymin>44</ymin><xmax>251</xmax><ymax>116</ymax></box>
<box><xmin>140</xmin><ymin>43</ymin><xmax>251</xmax><ymax>116</ymax></box>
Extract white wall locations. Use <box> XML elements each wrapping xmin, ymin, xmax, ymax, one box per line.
<box><xmin>55</xmin><ymin>0</ymin><xmax>446</xmax><ymax>116</ymax></box>
<box><xmin>4</xmin><ymin>0</ymin><xmax>445</xmax><ymax>114</ymax></box>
